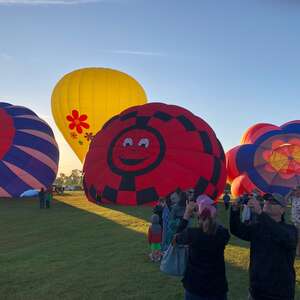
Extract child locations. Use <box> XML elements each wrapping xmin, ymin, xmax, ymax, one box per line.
<box><xmin>45</xmin><ymin>189</ymin><xmax>53</xmax><ymax>208</ymax></box>
<box><xmin>148</xmin><ymin>214</ymin><xmax>162</xmax><ymax>262</ymax></box>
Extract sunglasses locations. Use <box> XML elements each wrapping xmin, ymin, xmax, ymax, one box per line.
<box><xmin>264</xmin><ymin>198</ymin><xmax>284</xmax><ymax>207</ymax></box>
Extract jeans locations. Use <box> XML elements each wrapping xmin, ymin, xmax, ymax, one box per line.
<box><xmin>184</xmin><ymin>290</ymin><xmax>227</xmax><ymax>300</ymax></box>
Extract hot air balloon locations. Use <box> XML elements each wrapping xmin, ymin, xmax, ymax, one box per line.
<box><xmin>226</xmin><ymin>121</ymin><xmax>300</xmax><ymax>197</ymax></box>
<box><xmin>51</xmin><ymin>68</ymin><xmax>147</xmax><ymax>162</ymax></box>
<box><xmin>0</xmin><ymin>102</ymin><xmax>59</xmax><ymax>197</ymax></box>
<box><xmin>83</xmin><ymin>102</ymin><xmax>226</xmax><ymax>206</ymax></box>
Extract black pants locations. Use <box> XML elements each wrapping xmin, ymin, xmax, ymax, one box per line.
<box><xmin>45</xmin><ymin>200</ymin><xmax>50</xmax><ymax>208</ymax></box>
<box><xmin>39</xmin><ymin>199</ymin><xmax>45</xmax><ymax>209</ymax></box>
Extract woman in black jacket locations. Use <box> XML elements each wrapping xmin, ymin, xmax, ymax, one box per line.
<box><xmin>175</xmin><ymin>196</ymin><xmax>230</xmax><ymax>300</ymax></box>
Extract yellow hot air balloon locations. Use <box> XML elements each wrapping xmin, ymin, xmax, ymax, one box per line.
<box><xmin>51</xmin><ymin>68</ymin><xmax>147</xmax><ymax>162</ymax></box>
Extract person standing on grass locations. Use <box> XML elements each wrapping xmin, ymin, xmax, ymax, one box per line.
<box><xmin>45</xmin><ymin>189</ymin><xmax>52</xmax><ymax>209</ymax></box>
<box><xmin>286</xmin><ymin>185</ymin><xmax>300</xmax><ymax>256</ymax></box>
<box><xmin>230</xmin><ymin>193</ymin><xmax>297</xmax><ymax>300</ymax></box>
<box><xmin>148</xmin><ymin>214</ymin><xmax>162</xmax><ymax>262</ymax></box>
<box><xmin>162</xmin><ymin>195</ymin><xmax>172</xmax><ymax>251</ymax></box>
<box><xmin>222</xmin><ymin>192</ymin><xmax>230</xmax><ymax>210</ymax></box>
<box><xmin>95</xmin><ymin>193</ymin><xmax>101</xmax><ymax>205</ymax></box>
<box><xmin>38</xmin><ymin>188</ymin><xmax>45</xmax><ymax>209</ymax></box>
<box><xmin>153</xmin><ymin>197</ymin><xmax>164</xmax><ymax>228</ymax></box>
<box><xmin>168</xmin><ymin>192</ymin><xmax>188</xmax><ymax>245</ymax></box>
<box><xmin>174</xmin><ymin>196</ymin><xmax>230</xmax><ymax>300</ymax></box>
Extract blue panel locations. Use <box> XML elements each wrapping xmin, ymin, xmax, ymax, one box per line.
<box><xmin>5</xmin><ymin>106</ymin><xmax>38</xmax><ymax>117</ymax></box>
<box><xmin>0</xmin><ymin>161</ymin><xmax>31</xmax><ymax>196</ymax></box>
<box><xmin>282</xmin><ymin>123</ymin><xmax>300</xmax><ymax>134</ymax></box>
<box><xmin>13</xmin><ymin>131</ymin><xmax>59</xmax><ymax>162</ymax></box>
<box><xmin>236</xmin><ymin>144</ymin><xmax>256</xmax><ymax>173</ymax></box>
<box><xmin>0</xmin><ymin>102</ymin><xmax>12</xmax><ymax>108</ymax></box>
<box><xmin>3</xmin><ymin>146</ymin><xmax>56</xmax><ymax>186</ymax></box>
<box><xmin>254</xmin><ymin>130</ymin><xmax>282</xmax><ymax>145</ymax></box>
<box><xmin>13</xmin><ymin>118</ymin><xmax>54</xmax><ymax>137</ymax></box>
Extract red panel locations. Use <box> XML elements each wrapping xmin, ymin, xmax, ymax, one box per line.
<box><xmin>240</xmin><ymin>123</ymin><xmax>279</xmax><ymax>145</ymax></box>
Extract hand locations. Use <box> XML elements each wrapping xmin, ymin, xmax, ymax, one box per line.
<box><xmin>172</xmin><ymin>235</ymin><xmax>177</xmax><ymax>246</ymax></box>
<box><xmin>247</xmin><ymin>198</ymin><xmax>262</xmax><ymax>215</ymax></box>
<box><xmin>184</xmin><ymin>202</ymin><xmax>198</xmax><ymax>219</ymax></box>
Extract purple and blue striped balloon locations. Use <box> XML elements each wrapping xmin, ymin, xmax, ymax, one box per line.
<box><xmin>0</xmin><ymin>102</ymin><xmax>59</xmax><ymax>197</ymax></box>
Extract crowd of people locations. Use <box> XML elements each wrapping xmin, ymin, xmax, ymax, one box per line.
<box><xmin>147</xmin><ymin>186</ymin><xmax>300</xmax><ymax>300</ymax></box>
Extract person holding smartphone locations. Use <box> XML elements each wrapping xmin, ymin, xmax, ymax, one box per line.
<box><xmin>175</xmin><ymin>196</ymin><xmax>230</xmax><ymax>300</ymax></box>
<box><xmin>230</xmin><ymin>193</ymin><xmax>297</xmax><ymax>300</ymax></box>
<box><xmin>286</xmin><ymin>186</ymin><xmax>300</xmax><ymax>256</ymax></box>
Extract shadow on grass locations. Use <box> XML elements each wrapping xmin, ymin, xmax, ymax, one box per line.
<box><xmin>2</xmin><ymin>196</ymin><xmax>297</xmax><ymax>299</ymax></box>
<box><xmin>103</xmin><ymin>202</ymin><xmax>250</xmax><ymax>249</ymax></box>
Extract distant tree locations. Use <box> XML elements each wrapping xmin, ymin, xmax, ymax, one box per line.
<box><xmin>54</xmin><ymin>173</ymin><xmax>67</xmax><ymax>186</ymax></box>
<box><xmin>67</xmin><ymin>169</ymin><xmax>82</xmax><ymax>186</ymax></box>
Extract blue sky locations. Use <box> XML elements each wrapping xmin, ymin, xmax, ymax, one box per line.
<box><xmin>1</xmin><ymin>0</ymin><xmax>300</xmax><ymax>174</ymax></box>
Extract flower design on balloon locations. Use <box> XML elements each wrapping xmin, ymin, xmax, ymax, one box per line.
<box><xmin>70</xmin><ymin>132</ymin><xmax>78</xmax><ymax>139</ymax></box>
<box><xmin>226</xmin><ymin>121</ymin><xmax>300</xmax><ymax>197</ymax></box>
<box><xmin>84</xmin><ymin>132</ymin><xmax>94</xmax><ymax>142</ymax></box>
<box><xmin>66</xmin><ymin>110</ymin><xmax>90</xmax><ymax>134</ymax></box>
<box><xmin>262</xmin><ymin>139</ymin><xmax>300</xmax><ymax>179</ymax></box>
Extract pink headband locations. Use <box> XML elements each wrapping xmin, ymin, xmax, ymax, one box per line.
<box><xmin>196</xmin><ymin>195</ymin><xmax>217</xmax><ymax>218</ymax></box>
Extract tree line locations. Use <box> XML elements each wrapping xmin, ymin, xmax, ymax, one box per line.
<box><xmin>54</xmin><ymin>169</ymin><xmax>83</xmax><ymax>187</ymax></box>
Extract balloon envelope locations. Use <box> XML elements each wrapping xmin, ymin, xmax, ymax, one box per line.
<box><xmin>83</xmin><ymin>102</ymin><xmax>226</xmax><ymax>206</ymax></box>
<box><xmin>0</xmin><ymin>103</ymin><xmax>59</xmax><ymax>197</ymax></box>
<box><xmin>226</xmin><ymin>121</ymin><xmax>300</xmax><ymax>197</ymax></box>
<box><xmin>20</xmin><ymin>189</ymin><xmax>39</xmax><ymax>197</ymax></box>
<box><xmin>51</xmin><ymin>68</ymin><xmax>147</xmax><ymax>162</ymax></box>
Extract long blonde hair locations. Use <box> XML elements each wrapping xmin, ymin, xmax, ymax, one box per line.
<box><xmin>198</xmin><ymin>208</ymin><xmax>217</xmax><ymax>235</ymax></box>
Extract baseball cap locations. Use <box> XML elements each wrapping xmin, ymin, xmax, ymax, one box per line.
<box><xmin>263</xmin><ymin>193</ymin><xmax>288</xmax><ymax>207</ymax></box>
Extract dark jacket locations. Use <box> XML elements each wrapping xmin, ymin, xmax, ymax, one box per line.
<box><xmin>153</xmin><ymin>204</ymin><xmax>163</xmax><ymax>227</ymax></box>
<box><xmin>176</xmin><ymin>219</ymin><xmax>230</xmax><ymax>297</ymax></box>
<box><xmin>230</xmin><ymin>208</ymin><xmax>297</xmax><ymax>300</ymax></box>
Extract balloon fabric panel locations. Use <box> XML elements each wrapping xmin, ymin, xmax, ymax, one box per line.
<box><xmin>0</xmin><ymin>103</ymin><xmax>59</xmax><ymax>197</ymax></box>
<box><xmin>227</xmin><ymin>121</ymin><xmax>300</xmax><ymax>197</ymax></box>
<box><xmin>84</xmin><ymin>102</ymin><xmax>226</xmax><ymax>206</ymax></box>
<box><xmin>51</xmin><ymin>68</ymin><xmax>147</xmax><ymax>162</ymax></box>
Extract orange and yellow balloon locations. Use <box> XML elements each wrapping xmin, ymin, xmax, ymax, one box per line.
<box><xmin>51</xmin><ymin>68</ymin><xmax>147</xmax><ymax>162</ymax></box>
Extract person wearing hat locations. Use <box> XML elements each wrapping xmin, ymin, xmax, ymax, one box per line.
<box><xmin>230</xmin><ymin>192</ymin><xmax>297</xmax><ymax>300</ymax></box>
<box><xmin>286</xmin><ymin>185</ymin><xmax>300</xmax><ymax>256</ymax></box>
<box><xmin>174</xmin><ymin>195</ymin><xmax>230</xmax><ymax>300</ymax></box>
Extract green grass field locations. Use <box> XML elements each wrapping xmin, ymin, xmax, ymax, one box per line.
<box><xmin>0</xmin><ymin>192</ymin><xmax>299</xmax><ymax>300</ymax></box>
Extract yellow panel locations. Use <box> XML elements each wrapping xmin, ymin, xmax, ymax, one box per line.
<box><xmin>51</xmin><ymin>68</ymin><xmax>147</xmax><ymax>162</ymax></box>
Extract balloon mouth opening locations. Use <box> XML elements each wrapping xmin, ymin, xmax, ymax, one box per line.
<box><xmin>271</xmin><ymin>143</ymin><xmax>300</xmax><ymax>161</ymax></box>
<box><xmin>120</xmin><ymin>157</ymin><xmax>148</xmax><ymax>166</ymax></box>
<box><xmin>273</xmin><ymin>143</ymin><xmax>292</xmax><ymax>150</ymax></box>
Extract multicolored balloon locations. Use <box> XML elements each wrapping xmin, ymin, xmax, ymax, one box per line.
<box><xmin>51</xmin><ymin>68</ymin><xmax>147</xmax><ymax>162</ymax></box>
<box><xmin>226</xmin><ymin>121</ymin><xmax>300</xmax><ymax>197</ymax></box>
<box><xmin>83</xmin><ymin>102</ymin><xmax>226</xmax><ymax>206</ymax></box>
<box><xmin>0</xmin><ymin>102</ymin><xmax>59</xmax><ymax>197</ymax></box>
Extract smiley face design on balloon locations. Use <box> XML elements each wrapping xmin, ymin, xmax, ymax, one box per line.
<box><xmin>108</xmin><ymin>127</ymin><xmax>165</xmax><ymax>175</ymax></box>
<box><xmin>83</xmin><ymin>102</ymin><xmax>226</xmax><ymax>206</ymax></box>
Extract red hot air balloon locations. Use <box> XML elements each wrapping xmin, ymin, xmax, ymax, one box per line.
<box><xmin>83</xmin><ymin>103</ymin><xmax>226</xmax><ymax>206</ymax></box>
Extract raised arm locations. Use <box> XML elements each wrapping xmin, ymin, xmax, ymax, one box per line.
<box><xmin>175</xmin><ymin>202</ymin><xmax>197</xmax><ymax>245</ymax></box>
<box><xmin>230</xmin><ymin>203</ymin><xmax>252</xmax><ymax>242</ymax></box>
